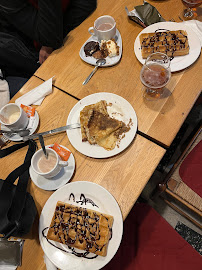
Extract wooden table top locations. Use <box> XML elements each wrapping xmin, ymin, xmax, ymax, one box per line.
<box><xmin>0</xmin><ymin>76</ymin><xmax>166</xmax><ymax>269</ymax></box>
<box><xmin>34</xmin><ymin>0</ymin><xmax>202</xmax><ymax>148</ymax></box>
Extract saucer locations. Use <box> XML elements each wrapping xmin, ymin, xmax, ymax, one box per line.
<box><xmin>79</xmin><ymin>29</ymin><xmax>122</xmax><ymax>67</ymax></box>
<box><xmin>1</xmin><ymin>111</ymin><xmax>39</xmax><ymax>141</ymax></box>
<box><xmin>29</xmin><ymin>144</ymin><xmax>75</xmax><ymax>191</ymax></box>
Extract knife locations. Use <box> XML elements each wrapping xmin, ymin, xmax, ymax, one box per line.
<box><xmin>39</xmin><ymin>135</ymin><xmax>48</xmax><ymax>159</ymax></box>
<box><xmin>23</xmin><ymin>123</ymin><xmax>81</xmax><ymax>141</ymax></box>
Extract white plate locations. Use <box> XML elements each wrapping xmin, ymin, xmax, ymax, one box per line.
<box><xmin>29</xmin><ymin>144</ymin><xmax>75</xmax><ymax>191</ymax></box>
<box><xmin>134</xmin><ymin>22</ymin><xmax>201</xmax><ymax>72</ymax></box>
<box><xmin>1</xmin><ymin>111</ymin><xmax>39</xmax><ymax>141</ymax></box>
<box><xmin>39</xmin><ymin>181</ymin><xmax>123</xmax><ymax>270</ymax></box>
<box><xmin>66</xmin><ymin>92</ymin><xmax>138</xmax><ymax>158</ymax></box>
<box><xmin>79</xmin><ymin>29</ymin><xmax>122</xmax><ymax>66</ymax></box>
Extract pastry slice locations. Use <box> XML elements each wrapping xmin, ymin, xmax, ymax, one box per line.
<box><xmin>80</xmin><ymin>100</ymin><xmax>108</xmax><ymax>142</ymax></box>
<box><xmin>87</xmin><ymin>110</ymin><xmax>122</xmax><ymax>145</ymax></box>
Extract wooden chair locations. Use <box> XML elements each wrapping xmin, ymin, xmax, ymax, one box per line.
<box><xmin>157</xmin><ymin>126</ymin><xmax>202</xmax><ymax>229</ymax></box>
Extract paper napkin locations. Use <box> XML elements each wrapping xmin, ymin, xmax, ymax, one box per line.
<box><xmin>179</xmin><ymin>20</ymin><xmax>202</xmax><ymax>47</ymax></box>
<box><xmin>15</xmin><ymin>77</ymin><xmax>53</xmax><ymax>106</ymax></box>
<box><xmin>43</xmin><ymin>254</ymin><xmax>57</xmax><ymax>270</ymax></box>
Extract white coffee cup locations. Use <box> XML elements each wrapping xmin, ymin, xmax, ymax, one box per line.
<box><xmin>0</xmin><ymin>103</ymin><xmax>29</xmax><ymax>130</ymax></box>
<box><xmin>88</xmin><ymin>15</ymin><xmax>116</xmax><ymax>41</ymax></box>
<box><xmin>31</xmin><ymin>148</ymin><xmax>68</xmax><ymax>179</ymax></box>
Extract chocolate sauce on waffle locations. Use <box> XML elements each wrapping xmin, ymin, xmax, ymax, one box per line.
<box><xmin>141</xmin><ymin>30</ymin><xmax>188</xmax><ymax>60</ymax></box>
<box><xmin>43</xmin><ymin>194</ymin><xmax>112</xmax><ymax>259</ymax></box>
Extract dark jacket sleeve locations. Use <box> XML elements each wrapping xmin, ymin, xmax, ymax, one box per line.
<box><xmin>0</xmin><ymin>0</ymin><xmax>63</xmax><ymax>49</ymax></box>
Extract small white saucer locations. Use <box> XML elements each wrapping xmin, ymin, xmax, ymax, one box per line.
<box><xmin>79</xmin><ymin>29</ymin><xmax>122</xmax><ymax>67</ymax></box>
<box><xmin>29</xmin><ymin>145</ymin><xmax>75</xmax><ymax>191</ymax></box>
<box><xmin>1</xmin><ymin>111</ymin><xmax>39</xmax><ymax>141</ymax></box>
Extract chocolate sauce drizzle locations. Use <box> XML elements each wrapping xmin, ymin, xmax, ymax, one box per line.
<box><xmin>43</xmin><ymin>194</ymin><xmax>112</xmax><ymax>259</ymax></box>
<box><xmin>141</xmin><ymin>29</ymin><xmax>189</xmax><ymax>61</ymax></box>
<box><xmin>75</xmin><ymin>193</ymin><xmax>98</xmax><ymax>208</ymax></box>
<box><xmin>42</xmin><ymin>227</ymin><xmax>98</xmax><ymax>259</ymax></box>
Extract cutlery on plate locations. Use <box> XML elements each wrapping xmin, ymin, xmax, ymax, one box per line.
<box><xmin>23</xmin><ymin>123</ymin><xmax>81</xmax><ymax>141</ymax></box>
<box><xmin>39</xmin><ymin>135</ymin><xmax>48</xmax><ymax>159</ymax></box>
<box><xmin>83</xmin><ymin>59</ymin><xmax>106</xmax><ymax>85</ymax></box>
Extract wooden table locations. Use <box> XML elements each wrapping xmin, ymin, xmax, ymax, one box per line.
<box><xmin>34</xmin><ymin>0</ymin><xmax>202</xmax><ymax>148</ymax></box>
<box><xmin>0</xmin><ymin>76</ymin><xmax>166</xmax><ymax>269</ymax></box>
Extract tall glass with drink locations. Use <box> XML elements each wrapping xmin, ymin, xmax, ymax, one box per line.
<box><xmin>181</xmin><ymin>0</ymin><xmax>202</xmax><ymax>20</ymax></box>
<box><xmin>140</xmin><ymin>52</ymin><xmax>171</xmax><ymax>101</ymax></box>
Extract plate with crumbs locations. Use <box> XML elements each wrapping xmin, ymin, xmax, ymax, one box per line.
<box><xmin>134</xmin><ymin>22</ymin><xmax>201</xmax><ymax>72</ymax></box>
<box><xmin>79</xmin><ymin>29</ymin><xmax>122</xmax><ymax>66</ymax></box>
<box><xmin>39</xmin><ymin>181</ymin><xmax>123</xmax><ymax>270</ymax></box>
<box><xmin>66</xmin><ymin>92</ymin><xmax>138</xmax><ymax>158</ymax></box>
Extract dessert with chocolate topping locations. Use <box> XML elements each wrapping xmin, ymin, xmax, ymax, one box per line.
<box><xmin>139</xmin><ymin>30</ymin><xmax>189</xmax><ymax>59</ymax></box>
<box><xmin>47</xmin><ymin>201</ymin><xmax>113</xmax><ymax>257</ymax></box>
<box><xmin>84</xmin><ymin>41</ymin><xmax>99</xmax><ymax>56</ymax></box>
<box><xmin>84</xmin><ymin>39</ymin><xmax>119</xmax><ymax>59</ymax></box>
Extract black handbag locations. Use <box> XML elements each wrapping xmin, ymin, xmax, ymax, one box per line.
<box><xmin>0</xmin><ymin>140</ymin><xmax>37</xmax><ymax>238</ymax></box>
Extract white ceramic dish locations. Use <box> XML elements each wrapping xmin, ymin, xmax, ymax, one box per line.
<box><xmin>29</xmin><ymin>144</ymin><xmax>75</xmax><ymax>191</ymax></box>
<box><xmin>66</xmin><ymin>92</ymin><xmax>138</xmax><ymax>158</ymax></box>
<box><xmin>1</xmin><ymin>111</ymin><xmax>39</xmax><ymax>141</ymax></box>
<box><xmin>79</xmin><ymin>29</ymin><xmax>122</xmax><ymax>66</ymax></box>
<box><xmin>39</xmin><ymin>181</ymin><xmax>123</xmax><ymax>270</ymax></box>
<box><xmin>134</xmin><ymin>22</ymin><xmax>201</xmax><ymax>72</ymax></box>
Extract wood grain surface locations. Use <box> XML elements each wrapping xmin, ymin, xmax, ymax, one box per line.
<box><xmin>0</xmin><ymin>76</ymin><xmax>166</xmax><ymax>269</ymax></box>
<box><xmin>34</xmin><ymin>0</ymin><xmax>202</xmax><ymax>148</ymax></box>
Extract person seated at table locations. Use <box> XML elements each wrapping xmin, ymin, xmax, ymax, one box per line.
<box><xmin>0</xmin><ymin>0</ymin><xmax>97</xmax><ymax>95</ymax></box>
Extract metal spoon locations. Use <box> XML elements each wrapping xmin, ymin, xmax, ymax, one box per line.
<box><xmin>0</xmin><ymin>128</ymin><xmax>30</xmax><ymax>137</ymax></box>
<box><xmin>83</xmin><ymin>59</ymin><xmax>106</xmax><ymax>85</ymax></box>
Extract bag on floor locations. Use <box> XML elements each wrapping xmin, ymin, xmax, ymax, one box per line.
<box><xmin>0</xmin><ymin>140</ymin><xmax>37</xmax><ymax>238</ymax></box>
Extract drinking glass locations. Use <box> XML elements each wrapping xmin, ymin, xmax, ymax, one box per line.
<box><xmin>140</xmin><ymin>52</ymin><xmax>171</xmax><ymax>101</ymax></box>
<box><xmin>181</xmin><ymin>0</ymin><xmax>202</xmax><ymax>20</ymax></box>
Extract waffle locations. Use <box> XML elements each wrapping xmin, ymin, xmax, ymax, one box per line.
<box><xmin>47</xmin><ymin>201</ymin><xmax>114</xmax><ymax>257</ymax></box>
<box><xmin>139</xmin><ymin>30</ymin><xmax>189</xmax><ymax>59</ymax></box>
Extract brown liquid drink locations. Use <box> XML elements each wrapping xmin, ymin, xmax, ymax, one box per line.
<box><xmin>97</xmin><ymin>23</ymin><xmax>113</xmax><ymax>31</ymax></box>
<box><xmin>181</xmin><ymin>0</ymin><xmax>202</xmax><ymax>19</ymax></box>
<box><xmin>140</xmin><ymin>53</ymin><xmax>171</xmax><ymax>100</ymax></box>
<box><xmin>181</xmin><ymin>0</ymin><xmax>202</xmax><ymax>8</ymax></box>
<box><xmin>38</xmin><ymin>152</ymin><xmax>57</xmax><ymax>173</ymax></box>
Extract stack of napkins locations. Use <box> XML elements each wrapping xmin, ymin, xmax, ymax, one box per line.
<box><xmin>15</xmin><ymin>77</ymin><xmax>53</xmax><ymax>106</ymax></box>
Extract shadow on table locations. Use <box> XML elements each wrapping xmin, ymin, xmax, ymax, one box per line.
<box><xmin>143</xmin><ymin>87</ymin><xmax>175</xmax><ymax>112</ymax></box>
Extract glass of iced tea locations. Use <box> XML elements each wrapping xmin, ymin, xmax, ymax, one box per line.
<box><xmin>140</xmin><ymin>52</ymin><xmax>171</xmax><ymax>101</ymax></box>
<box><xmin>181</xmin><ymin>0</ymin><xmax>202</xmax><ymax>19</ymax></box>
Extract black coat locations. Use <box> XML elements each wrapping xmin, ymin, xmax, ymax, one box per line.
<box><xmin>0</xmin><ymin>0</ymin><xmax>63</xmax><ymax>49</ymax></box>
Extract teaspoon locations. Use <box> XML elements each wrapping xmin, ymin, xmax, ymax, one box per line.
<box><xmin>0</xmin><ymin>128</ymin><xmax>30</xmax><ymax>137</ymax></box>
<box><xmin>83</xmin><ymin>58</ymin><xmax>106</xmax><ymax>85</ymax></box>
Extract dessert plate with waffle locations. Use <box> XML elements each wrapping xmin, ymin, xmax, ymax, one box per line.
<box><xmin>66</xmin><ymin>92</ymin><xmax>138</xmax><ymax>158</ymax></box>
<box><xmin>79</xmin><ymin>29</ymin><xmax>122</xmax><ymax>66</ymax></box>
<box><xmin>134</xmin><ymin>22</ymin><xmax>201</xmax><ymax>72</ymax></box>
<box><xmin>39</xmin><ymin>181</ymin><xmax>123</xmax><ymax>270</ymax></box>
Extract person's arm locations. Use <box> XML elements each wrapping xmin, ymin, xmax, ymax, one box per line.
<box><xmin>0</xmin><ymin>0</ymin><xmax>63</xmax><ymax>49</ymax></box>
